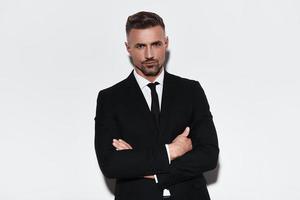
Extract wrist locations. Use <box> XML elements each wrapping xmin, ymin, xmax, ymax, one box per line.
<box><xmin>168</xmin><ymin>143</ymin><xmax>178</xmax><ymax>161</ymax></box>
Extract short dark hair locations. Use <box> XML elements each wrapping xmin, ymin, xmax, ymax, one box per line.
<box><xmin>126</xmin><ymin>11</ymin><xmax>165</xmax><ymax>35</ymax></box>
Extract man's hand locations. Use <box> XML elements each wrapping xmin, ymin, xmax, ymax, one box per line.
<box><xmin>112</xmin><ymin>138</ymin><xmax>154</xmax><ymax>179</ymax></box>
<box><xmin>143</xmin><ymin>175</ymin><xmax>155</xmax><ymax>179</ymax></box>
<box><xmin>168</xmin><ymin>127</ymin><xmax>192</xmax><ymax>161</ymax></box>
<box><xmin>112</xmin><ymin>139</ymin><xmax>133</xmax><ymax>150</ymax></box>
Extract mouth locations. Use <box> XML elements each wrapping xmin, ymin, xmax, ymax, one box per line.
<box><xmin>143</xmin><ymin>61</ymin><xmax>157</xmax><ymax>65</ymax></box>
<box><xmin>144</xmin><ymin>63</ymin><xmax>157</xmax><ymax>69</ymax></box>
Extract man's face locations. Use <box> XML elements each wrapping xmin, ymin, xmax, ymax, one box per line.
<box><xmin>125</xmin><ymin>26</ymin><xmax>168</xmax><ymax>78</ymax></box>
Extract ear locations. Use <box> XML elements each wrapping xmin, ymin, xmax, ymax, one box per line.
<box><xmin>125</xmin><ymin>42</ymin><xmax>130</xmax><ymax>53</ymax></box>
<box><xmin>165</xmin><ymin>36</ymin><xmax>169</xmax><ymax>48</ymax></box>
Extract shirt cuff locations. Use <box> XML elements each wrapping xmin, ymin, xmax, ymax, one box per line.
<box><xmin>165</xmin><ymin>144</ymin><xmax>171</xmax><ymax>164</ymax></box>
<box><xmin>154</xmin><ymin>174</ymin><xmax>158</xmax><ymax>183</ymax></box>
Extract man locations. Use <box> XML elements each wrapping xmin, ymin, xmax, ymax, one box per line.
<box><xmin>94</xmin><ymin>11</ymin><xmax>219</xmax><ymax>200</ymax></box>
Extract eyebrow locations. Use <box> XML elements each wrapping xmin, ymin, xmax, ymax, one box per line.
<box><xmin>134</xmin><ymin>41</ymin><xmax>163</xmax><ymax>47</ymax></box>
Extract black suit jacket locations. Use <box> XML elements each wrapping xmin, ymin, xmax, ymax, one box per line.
<box><xmin>94</xmin><ymin>70</ymin><xmax>219</xmax><ymax>200</ymax></box>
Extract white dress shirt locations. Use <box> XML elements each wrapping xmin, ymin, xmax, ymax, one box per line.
<box><xmin>133</xmin><ymin>68</ymin><xmax>171</xmax><ymax>197</ymax></box>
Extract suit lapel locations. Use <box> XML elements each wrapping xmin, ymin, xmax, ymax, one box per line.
<box><xmin>159</xmin><ymin>71</ymin><xmax>176</xmax><ymax>143</ymax></box>
<box><xmin>124</xmin><ymin>71</ymin><xmax>158</xmax><ymax>135</ymax></box>
<box><xmin>124</xmin><ymin>70</ymin><xmax>176</xmax><ymax>143</ymax></box>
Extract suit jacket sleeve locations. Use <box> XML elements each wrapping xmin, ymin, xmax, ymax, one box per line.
<box><xmin>94</xmin><ymin>90</ymin><xmax>170</xmax><ymax>179</ymax></box>
<box><xmin>156</xmin><ymin>81</ymin><xmax>219</xmax><ymax>188</ymax></box>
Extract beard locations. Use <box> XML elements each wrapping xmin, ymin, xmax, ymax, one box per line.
<box><xmin>136</xmin><ymin>60</ymin><xmax>163</xmax><ymax>77</ymax></box>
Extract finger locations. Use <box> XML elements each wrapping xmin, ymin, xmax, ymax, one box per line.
<box><xmin>144</xmin><ymin>175</ymin><xmax>155</xmax><ymax>179</ymax></box>
<box><xmin>116</xmin><ymin>140</ymin><xmax>130</xmax><ymax>149</ymax></box>
<box><xmin>113</xmin><ymin>139</ymin><xmax>132</xmax><ymax>149</ymax></box>
<box><xmin>181</xmin><ymin>127</ymin><xmax>190</xmax><ymax>137</ymax></box>
<box><xmin>118</xmin><ymin>139</ymin><xmax>133</xmax><ymax>149</ymax></box>
<box><xmin>115</xmin><ymin>140</ymin><xmax>130</xmax><ymax>150</ymax></box>
<box><xmin>112</xmin><ymin>139</ymin><xmax>127</xmax><ymax>150</ymax></box>
<box><xmin>112</xmin><ymin>139</ymin><xmax>122</xmax><ymax>149</ymax></box>
<box><xmin>118</xmin><ymin>139</ymin><xmax>131</xmax><ymax>147</ymax></box>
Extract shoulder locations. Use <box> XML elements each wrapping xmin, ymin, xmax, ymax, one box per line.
<box><xmin>99</xmin><ymin>79</ymin><xmax>127</xmax><ymax>95</ymax></box>
<box><xmin>96</xmin><ymin>75</ymin><xmax>130</xmax><ymax>102</ymax></box>
<box><xmin>166</xmin><ymin>71</ymin><xmax>202</xmax><ymax>89</ymax></box>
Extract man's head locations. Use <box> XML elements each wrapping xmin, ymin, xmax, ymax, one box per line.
<box><xmin>125</xmin><ymin>11</ymin><xmax>168</xmax><ymax>81</ymax></box>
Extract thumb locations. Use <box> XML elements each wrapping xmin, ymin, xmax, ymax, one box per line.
<box><xmin>181</xmin><ymin>127</ymin><xmax>190</xmax><ymax>137</ymax></box>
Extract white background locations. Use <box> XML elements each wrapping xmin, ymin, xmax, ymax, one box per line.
<box><xmin>1</xmin><ymin>0</ymin><xmax>300</xmax><ymax>199</ymax></box>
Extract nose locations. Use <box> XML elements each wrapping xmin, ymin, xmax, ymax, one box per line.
<box><xmin>145</xmin><ymin>46</ymin><xmax>154</xmax><ymax>59</ymax></box>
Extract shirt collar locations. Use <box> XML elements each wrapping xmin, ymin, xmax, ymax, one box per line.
<box><xmin>133</xmin><ymin>68</ymin><xmax>165</xmax><ymax>89</ymax></box>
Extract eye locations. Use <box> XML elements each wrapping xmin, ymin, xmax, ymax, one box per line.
<box><xmin>153</xmin><ymin>42</ymin><xmax>162</xmax><ymax>47</ymax></box>
<box><xmin>135</xmin><ymin>44</ymin><xmax>145</xmax><ymax>49</ymax></box>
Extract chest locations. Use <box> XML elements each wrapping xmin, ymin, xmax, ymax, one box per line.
<box><xmin>113</xmin><ymin>87</ymin><xmax>193</xmax><ymax>149</ymax></box>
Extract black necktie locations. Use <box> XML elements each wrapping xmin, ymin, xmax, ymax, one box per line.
<box><xmin>147</xmin><ymin>82</ymin><xmax>160</xmax><ymax>128</ymax></box>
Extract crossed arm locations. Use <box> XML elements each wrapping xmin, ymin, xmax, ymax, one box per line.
<box><xmin>94</xmin><ymin>81</ymin><xmax>219</xmax><ymax>188</ymax></box>
<box><xmin>112</xmin><ymin>127</ymin><xmax>193</xmax><ymax>179</ymax></box>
